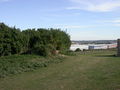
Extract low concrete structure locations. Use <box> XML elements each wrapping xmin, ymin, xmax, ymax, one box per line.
<box><xmin>89</xmin><ymin>45</ymin><xmax>108</xmax><ymax>50</ymax></box>
<box><xmin>117</xmin><ymin>39</ymin><xmax>120</xmax><ymax>56</ymax></box>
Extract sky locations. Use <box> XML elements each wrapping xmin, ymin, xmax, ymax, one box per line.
<box><xmin>0</xmin><ymin>0</ymin><xmax>120</xmax><ymax>40</ymax></box>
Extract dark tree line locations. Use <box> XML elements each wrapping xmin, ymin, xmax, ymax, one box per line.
<box><xmin>0</xmin><ymin>23</ymin><xmax>71</xmax><ymax>56</ymax></box>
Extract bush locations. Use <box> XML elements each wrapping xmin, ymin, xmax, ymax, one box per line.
<box><xmin>83</xmin><ymin>49</ymin><xmax>87</xmax><ymax>51</ymax></box>
<box><xmin>75</xmin><ymin>48</ymin><xmax>81</xmax><ymax>52</ymax></box>
<box><xmin>0</xmin><ymin>23</ymin><xmax>71</xmax><ymax>56</ymax></box>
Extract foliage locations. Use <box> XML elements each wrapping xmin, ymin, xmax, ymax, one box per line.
<box><xmin>75</xmin><ymin>48</ymin><xmax>81</xmax><ymax>52</ymax></box>
<box><xmin>0</xmin><ymin>23</ymin><xmax>71</xmax><ymax>56</ymax></box>
<box><xmin>0</xmin><ymin>23</ymin><xmax>22</xmax><ymax>56</ymax></box>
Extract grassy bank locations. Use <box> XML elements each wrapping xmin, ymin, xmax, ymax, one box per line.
<box><xmin>0</xmin><ymin>49</ymin><xmax>120</xmax><ymax>90</ymax></box>
<box><xmin>0</xmin><ymin>54</ymin><xmax>65</xmax><ymax>78</ymax></box>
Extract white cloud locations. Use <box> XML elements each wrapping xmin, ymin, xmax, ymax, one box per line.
<box><xmin>97</xmin><ymin>18</ymin><xmax>120</xmax><ymax>26</ymax></box>
<box><xmin>67</xmin><ymin>0</ymin><xmax>120</xmax><ymax>12</ymax></box>
<box><xmin>115</xmin><ymin>24</ymin><xmax>120</xmax><ymax>26</ymax></box>
<box><xmin>113</xmin><ymin>20</ymin><xmax>120</xmax><ymax>23</ymax></box>
<box><xmin>98</xmin><ymin>19</ymin><xmax>120</xmax><ymax>23</ymax></box>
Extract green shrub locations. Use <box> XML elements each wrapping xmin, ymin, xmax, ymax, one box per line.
<box><xmin>0</xmin><ymin>23</ymin><xmax>71</xmax><ymax>57</ymax></box>
<box><xmin>75</xmin><ymin>48</ymin><xmax>81</xmax><ymax>52</ymax></box>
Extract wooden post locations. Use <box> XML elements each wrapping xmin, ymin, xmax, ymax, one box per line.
<box><xmin>117</xmin><ymin>39</ymin><xmax>120</xmax><ymax>56</ymax></box>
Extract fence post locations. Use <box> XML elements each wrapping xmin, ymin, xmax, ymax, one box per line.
<box><xmin>117</xmin><ymin>39</ymin><xmax>120</xmax><ymax>56</ymax></box>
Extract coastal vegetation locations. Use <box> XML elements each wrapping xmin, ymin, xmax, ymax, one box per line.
<box><xmin>0</xmin><ymin>22</ymin><xmax>71</xmax><ymax>78</ymax></box>
<box><xmin>0</xmin><ymin>23</ymin><xmax>71</xmax><ymax>56</ymax></box>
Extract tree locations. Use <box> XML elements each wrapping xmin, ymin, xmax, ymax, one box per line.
<box><xmin>0</xmin><ymin>23</ymin><xmax>71</xmax><ymax>56</ymax></box>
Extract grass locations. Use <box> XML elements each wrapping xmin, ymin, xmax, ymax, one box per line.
<box><xmin>0</xmin><ymin>54</ymin><xmax>65</xmax><ymax>78</ymax></box>
<box><xmin>0</xmin><ymin>49</ymin><xmax>120</xmax><ymax>90</ymax></box>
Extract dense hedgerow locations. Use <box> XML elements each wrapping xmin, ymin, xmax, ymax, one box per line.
<box><xmin>0</xmin><ymin>23</ymin><xmax>71</xmax><ymax>56</ymax></box>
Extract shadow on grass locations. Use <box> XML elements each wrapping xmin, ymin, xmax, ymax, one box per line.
<box><xmin>95</xmin><ymin>54</ymin><xmax>117</xmax><ymax>57</ymax></box>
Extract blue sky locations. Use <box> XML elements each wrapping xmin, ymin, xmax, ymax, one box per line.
<box><xmin>0</xmin><ymin>0</ymin><xmax>120</xmax><ymax>40</ymax></box>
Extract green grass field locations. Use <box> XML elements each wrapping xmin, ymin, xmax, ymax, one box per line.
<box><xmin>0</xmin><ymin>50</ymin><xmax>120</xmax><ymax>90</ymax></box>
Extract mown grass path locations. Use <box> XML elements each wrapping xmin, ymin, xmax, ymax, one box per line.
<box><xmin>0</xmin><ymin>50</ymin><xmax>120</xmax><ymax>90</ymax></box>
